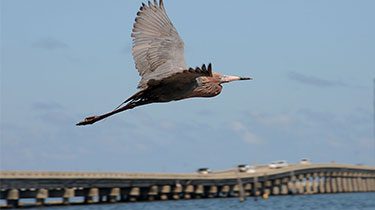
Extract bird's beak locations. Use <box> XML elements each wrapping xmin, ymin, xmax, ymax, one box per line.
<box><xmin>220</xmin><ymin>75</ymin><xmax>253</xmax><ymax>84</ymax></box>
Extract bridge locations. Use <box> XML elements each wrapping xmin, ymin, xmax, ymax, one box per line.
<box><xmin>1</xmin><ymin>163</ymin><xmax>374</xmax><ymax>208</ymax></box>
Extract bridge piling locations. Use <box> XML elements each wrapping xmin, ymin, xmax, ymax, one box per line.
<box><xmin>346</xmin><ymin>177</ymin><xmax>352</xmax><ymax>192</ymax></box>
<box><xmin>280</xmin><ymin>178</ymin><xmax>288</xmax><ymax>195</ymax></box>
<box><xmin>184</xmin><ymin>185</ymin><xmax>194</xmax><ymax>199</ymax></box>
<box><xmin>326</xmin><ymin>175</ymin><xmax>332</xmax><ymax>193</ymax></box>
<box><xmin>219</xmin><ymin>185</ymin><xmax>230</xmax><ymax>197</ymax></box>
<box><xmin>360</xmin><ymin>177</ymin><xmax>366</xmax><ymax>192</ymax></box>
<box><xmin>348</xmin><ymin>173</ymin><xmax>354</xmax><ymax>192</ymax></box>
<box><xmin>342</xmin><ymin>172</ymin><xmax>349</xmax><ymax>192</ymax></box>
<box><xmin>252</xmin><ymin>176</ymin><xmax>260</xmax><ymax>197</ymax></box>
<box><xmin>287</xmin><ymin>176</ymin><xmax>296</xmax><ymax>194</ymax></box>
<box><xmin>160</xmin><ymin>185</ymin><xmax>171</xmax><ymax>200</ymax></box>
<box><xmin>337</xmin><ymin>177</ymin><xmax>343</xmax><ymax>193</ymax></box>
<box><xmin>272</xmin><ymin>179</ymin><xmax>280</xmax><ymax>195</ymax></box>
<box><xmin>129</xmin><ymin>187</ymin><xmax>140</xmax><ymax>201</ymax></box>
<box><xmin>368</xmin><ymin>178</ymin><xmax>372</xmax><ymax>191</ymax></box>
<box><xmin>357</xmin><ymin>176</ymin><xmax>363</xmax><ymax>192</ymax></box>
<box><xmin>331</xmin><ymin>173</ymin><xmax>338</xmax><ymax>193</ymax></box>
<box><xmin>312</xmin><ymin>179</ymin><xmax>318</xmax><ymax>194</ymax></box>
<box><xmin>173</xmin><ymin>184</ymin><xmax>182</xmax><ymax>200</ymax></box>
<box><xmin>35</xmin><ymin>188</ymin><xmax>48</xmax><ymax>206</ymax></box>
<box><xmin>194</xmin><ymin>185</ymin><xmax>204</xmax><ymax>199</ymax></box>
<box><xmin>353</xmin><ymin>174</ymin><xmax>359</xmax><ymax>192</ymax></box>
<box><xmin>244</xmin><ymin>183</ymin><xmax>251</xmax><ymax>196</ymax></box>
<box><xmin>85</xmin><ymin>188</ymin><xmax>98</xmax><ymax>204</ymax></box>
<box><xmin>6</xmin><ymin>189</ymin><xmax>19</xmax><ymax>208</ymax></box>
<box><xmin>318</xmin><ymin>176</ymin><xmax>325</xmax><ymax>193</ymax></box>
<box><xmin>208</xmin><ymin>185</ymin><xmax>218</xmax><ymax>198</ymax></box>
<box><xmin>62</xmin><ymin>188</ymin><xmax>74</xmax><ymax>204</ymax></box>
<box><xmin>255</xmin><ymin>182</ymin><xmax>262</xmax><ymax>197</ymax></box>
<box><xmin>305</xmin><ymin>174</ymin><xmax>312</xmax><ymax>194</ymax></box>
<box><xmin>296</xmin><ymin>175</ymin><xmax>304</xmax><ymax>194</ymax></box>
<box><xmin>108</xmin><ymin>188</ymin><xmax>120</xmax><ymax>202</ymax></box>
<box><xmin>263</xmin><ymin>180</ymin><xmax>271</xmax><ymax>197</ymax></box>
<box><xmin>147</xmin><ymin>185</ymin><xmax>158</xmax><ymax>201</ymax></box>
<box><xmin>232</xmin><ymin>184</ymin><xmax>240</xmax><ymax>197</ymax></box>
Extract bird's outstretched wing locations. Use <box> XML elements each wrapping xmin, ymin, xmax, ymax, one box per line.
<box><xmin>132</xmin><ymin>0</ymin><xmax>187</xmax><ymax>89</ymax></box>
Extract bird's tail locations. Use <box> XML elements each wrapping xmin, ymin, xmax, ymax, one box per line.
<box><xmin>113</xmin><ymin>90</ymin><xmax>145</xmax><ymax>111</ymax></box>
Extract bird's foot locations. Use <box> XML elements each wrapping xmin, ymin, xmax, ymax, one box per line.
<box><xmin>76</xmin><ymin>116</ymin><xmax>99</xmax><ymax>126</ymax></box>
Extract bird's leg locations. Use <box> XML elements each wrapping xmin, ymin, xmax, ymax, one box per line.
<box><xmin>76</xmin><ymin>101</ymin><xmax>141</xmax><ymax>126</ymax></box>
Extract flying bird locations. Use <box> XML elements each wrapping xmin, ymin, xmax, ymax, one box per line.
<box><xmin>77</xmin><ymin>0</ymin><xmax>252</xmax><ymax>126</ymax></box>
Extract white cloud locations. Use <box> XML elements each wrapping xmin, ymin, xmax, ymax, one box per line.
<box><xmin>249</xmin><ymin>112</ymin><xmax>294</xmax><ymax>127</ymax></box>
<box><xmin>287</xmin><ymin>71</ymin><xmax>349</xmax><ymax>88</ymax></box>
<box><xmin>32</xmin><ymin>37</ymin><xmax>68</xmax><ymax>50</ymax></box>
<box><xmin>287</xmin><ymin>71</ymin><xmax>365</xmax><ymax>89</ymax></box>
<box><xmin>230</xmin><ymin>121</ymin><xmax>263</xmax><ymax>144</ymax></box>
<box><xmin>32</xmin><ymin>101</ymin><xmax>64</xmax><ymax>111</ymax></box>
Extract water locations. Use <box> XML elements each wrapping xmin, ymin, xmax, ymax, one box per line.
<box><xmin>26</xmin><ymin>193</ymin><xmax>375</xmax><ymax>210</ymax></box>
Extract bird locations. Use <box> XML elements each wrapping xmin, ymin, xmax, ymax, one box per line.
<box><xmin>76</xmin><ymin>0</ymin><xmax>252</xmax><ymax>126</ymax></box>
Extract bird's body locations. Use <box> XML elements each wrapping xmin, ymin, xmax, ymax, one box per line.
<box><xmin>77</xmin><ymin>0</ymin><xmax>251</xmax><ymax>126</ymax></box>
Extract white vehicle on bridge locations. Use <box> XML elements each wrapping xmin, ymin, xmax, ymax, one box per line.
<box><xmin>269</xmin><ymin>160</ymin><xmax>288</xmax><ymax>169</ymax></box>
<box><xmin>196</xmin><ymin>168</ymin><xmax>212</xmax><ymax>174</ymax></box>
<box><xmin>300</xmin><ymin>158</ymin><xmax>311</xmax><ymax>165</ymax></box>
<box><xmin>237</xmin><ymin>164</ymin><xmax>256</xmax><ymax>173</ymax></box>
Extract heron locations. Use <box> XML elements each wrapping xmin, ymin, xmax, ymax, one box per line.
<box><xmin>76</xmin><ymin>0</ymin><xmax>252</xmax><ymax>126</ymax></box>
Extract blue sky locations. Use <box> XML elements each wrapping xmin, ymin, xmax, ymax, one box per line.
<box><xmin>1</xmin><ymin>0</ymin><xmax>374</xmax><ymax>172</ymax></box>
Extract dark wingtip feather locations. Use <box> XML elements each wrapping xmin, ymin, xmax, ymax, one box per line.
<box><xmin>160</xmin><ymin>0</ymin><xmax>164</xmax><ymax>8</ymax></box>
<box><xmin>208</xmin><ymin>63</ymin><xmax>212</xmax><ymax>76</ymax></box>
<box><xmin>202</xmin><ymin>64</ymin><xmax>206</xmax><ymax>71</ymax></box>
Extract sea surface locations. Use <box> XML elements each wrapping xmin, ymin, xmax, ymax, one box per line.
<box><xmin>27</xmin><ymin>193</ymin><xmax>375</xmax><ymax>210</ymax></box>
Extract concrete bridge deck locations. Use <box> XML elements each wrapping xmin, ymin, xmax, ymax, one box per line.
<box><xmin>1</xmin><ymin>163</ymin><xmax>375</xmax><ymax>208</ymax></box>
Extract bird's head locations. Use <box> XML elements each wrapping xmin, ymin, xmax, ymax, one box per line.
<box><xmin>212</xmin><ymin>72</ymin><xmax>253</xmax><ymax>84</ymax></box>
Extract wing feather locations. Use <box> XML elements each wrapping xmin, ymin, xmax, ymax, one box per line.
<box><xmin>132</xmin><ymin>0</ymin><xmax>187</xmax><ymax>89</ymax></box>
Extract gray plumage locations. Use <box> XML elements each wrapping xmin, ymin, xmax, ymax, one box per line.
<box><xmin>132</xmin><ymin>0</ymin><xmax>186</xmax><ymax>90</ymax></box>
